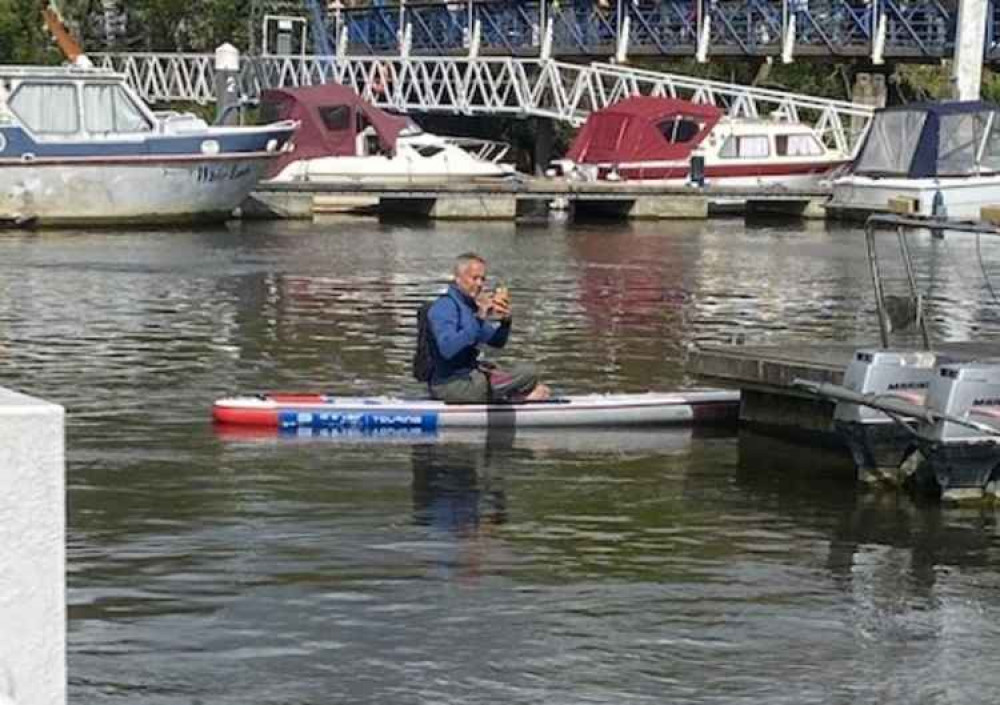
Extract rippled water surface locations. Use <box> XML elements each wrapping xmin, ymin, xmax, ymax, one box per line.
<box><xmin>3</xmin><ymin>217</ymin><xmax>1000</xmax><ymax>704</ymax></box>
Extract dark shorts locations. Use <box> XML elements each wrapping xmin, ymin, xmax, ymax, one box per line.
<box><xmin>430</xmin><ymin>363</ymin><xmax>539</xmax><ymax>404</ymax></box>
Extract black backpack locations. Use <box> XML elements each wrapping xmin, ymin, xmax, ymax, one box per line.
<box><xmin>412</xmin><ymin>296</ymin><xmax>456</xmax><ymax>382</ymax></box>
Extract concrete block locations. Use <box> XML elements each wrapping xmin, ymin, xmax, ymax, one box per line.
<box><xmin>380</xmin><ymin>196</ymin><xmax>517</xmax><ymax>220</ymax></box>
<box><xmin>429</xmin><ymin>195</ymin><xmax>517</xmax><ymax>220</ymax></box>
<box><xmin>746</xmin><ymin>198</ymin><xmax>828</xmax><ymax>220</ymax></box>
<box><xmin>629</xmin><ymin>195</ymin><xmax>708</xmax><ymax>219</ymax></box>
<box><xmin>0</xmin><ymin>387</ymin><xmax>65</xmax><ymax>705</ymax></box>
<box><xmin>239</xmin><ymin>190</ymin><xmax>315</xmax><ymax>219</ymax></box>
<box><xmin>312</xmin><ymin>194</ymin><xmax>379</xmax><ymax>214</ymax></box>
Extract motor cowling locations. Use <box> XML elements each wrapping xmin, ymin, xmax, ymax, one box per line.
<box><xmin>834</xmin><ymin>349</ymin><xmax>938</xmax><ymax>424</ymax></box>
<box><xmin>923</xmin><ymin>361</ymin><xmax>1000</xmax><ymax>443</ymax></box>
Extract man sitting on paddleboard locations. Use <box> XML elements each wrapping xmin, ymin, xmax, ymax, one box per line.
<box><xmin>427</xmin><ymin>253</ymin><xmax>551</xmax><ymax>403</ymax></box>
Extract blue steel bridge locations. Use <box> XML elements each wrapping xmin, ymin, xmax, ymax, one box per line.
<box><xmin>308</xmin><ymin>0</ymin><xmax>995</xmax><ymax>62</ymax></box>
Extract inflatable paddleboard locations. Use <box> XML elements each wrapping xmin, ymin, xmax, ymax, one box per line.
<box><xmin>212</xmin><ymin>390</ymin><xmax>739</xmax><ymax>430</ymax></box>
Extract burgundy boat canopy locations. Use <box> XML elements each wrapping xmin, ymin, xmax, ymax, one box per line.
<box><xmin>259</xmin><ymin>83</ymin><xmax>412</xmax><ymax>176</ymax></box>
<box><xmin>565</xmin><ymin>96</ymin><xmax>722</xmax><ymax>164</ymax></box>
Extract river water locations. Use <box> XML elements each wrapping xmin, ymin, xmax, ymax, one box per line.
<box><xmin>2</xmin><ymin>216</ymin><xmax>1000</xmax><ymax>703</ymax></box>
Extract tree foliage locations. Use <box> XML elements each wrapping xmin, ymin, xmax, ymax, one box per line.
<box><xmin>0</xmin><ymin>0</ymin><xmax>252</xmax><ymax>62</ymax></box>
<box><xmin>0</xmin><ymin>0</ymin><xmax>60</xmax><ymax>64</ymax></box>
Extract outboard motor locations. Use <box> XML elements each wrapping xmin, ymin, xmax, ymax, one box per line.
<box><xmin>917</xmin><ymin>361</ymin><xmax>1000</xmax><ymax>501</ymax></box>
<box><xmin>834</xmin><ymin>348</ymin><xmax>938</xmax><ymax>484</ymax></box>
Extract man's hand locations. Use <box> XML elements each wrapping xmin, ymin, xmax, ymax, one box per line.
<box><xmin>492</xmin><ymin>289</ymin><xmax>512</xmax><ymax>321</ymax></box>
<box><xmin>476</xmin><ymin>293</ymin><xmax>494</xmax><ymax>320</ymax></box>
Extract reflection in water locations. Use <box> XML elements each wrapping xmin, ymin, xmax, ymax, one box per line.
<box><xmin>735</xmin><ymin>430</ymin><xmax>1000</xmax><ymax>701</ymax></box>
<box><xmin>409</xmin><ymin>430</ymin><xmax>515</xmax><ymax>584</ymax></box>
<box><xmin>411</xmin><ymin>428</ymin><xmax>513</xmax><ymax>536</ymax></box>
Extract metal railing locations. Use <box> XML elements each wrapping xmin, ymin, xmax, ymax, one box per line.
<box><xmin>308</xmin><ymin>0</ymin><xmax>978</xmax><ymax>60</ymax></box>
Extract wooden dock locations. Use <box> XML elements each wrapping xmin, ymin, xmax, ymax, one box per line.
<box><xmin>688</xmin><ymin>341</ymin><xmax>1000</xmax><ymax>440</ymax></box>
<box><xmin>242</xmin><ymin>178</ymin><xmax>830</xmax><ymax>221</ymax></box>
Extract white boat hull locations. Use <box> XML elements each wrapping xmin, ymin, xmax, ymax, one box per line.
<box><xmin>830</xmin><ymin>174</ymin><xmax>1000</xmax><ymax>220</ymax></box>
<box><xmin>269</xmin><ymin>153</ymin><xmax>512</xmax><ymax>184</ymax></box>
<box><xmin>0</xmin><ymin>155</ymin><xmax>275</xmax><ymax>225</ymax></box>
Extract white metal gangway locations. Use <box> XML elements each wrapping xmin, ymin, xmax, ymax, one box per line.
<box><xmin>91</xmin><ymin>51</ymin><xmax>874</xmax><ymax>153</ymax></box>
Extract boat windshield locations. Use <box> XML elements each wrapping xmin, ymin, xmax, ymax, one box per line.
<box><xmin>854</xmin><ymin>110</ymin><xmax>927</xmax><ymax>176</ymax></box>
<box><xmin>7</xmin><ymin>80</ymin><xmax>151</xmax><ymax>138</ymax></box>
<box><xmin>937</xmin><ymin>110</ymin><xmax>1000</xmax><ymax>176</ymax></box>
<box><xmin>399</xmin><ymin>119</ymin><xmax>423</xmax><ymax>137</ymax></box>
<box><xmin>82</xmin><ymin>83</ymin><xmax>152</xmax><ymax>135</ymax></box>
<box><xmin>854</xmin><ymin>105</ymin><xmax>1000</xmax><ymax>178</ymax></box>
<box><xmin>8</xmin><ymin>82</ymin><xmax>80</xmax><ymax>136</ymax></box>
<box><xmin>656</xmin><ymin>118</ymin><xmax>702</xmax><ymax>144</ymax></box>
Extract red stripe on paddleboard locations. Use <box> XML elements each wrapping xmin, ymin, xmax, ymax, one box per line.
<box><xmin>213</xmin><ymin>405</ymin><xmax>280</xmax><ymax>426</ymax></box>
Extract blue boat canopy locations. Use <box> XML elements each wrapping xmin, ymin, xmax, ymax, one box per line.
<box><xmin>853</xmin><ymin>101</ymin><xmax>1000</xmax><ymax>178</ymax></box>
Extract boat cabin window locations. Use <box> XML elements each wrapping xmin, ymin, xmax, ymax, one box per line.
<box><xmin>719</xmin><ymin>135</ymin><xmax>770</xmax><ymax>158</ymax></box>
<box><xmin>82</xmin><ymin>84</ymin><xmax>151</xmax><ymax>134</ymax></box>
<box><xmin>319</xmin><ymin>105</ymin><xmax>351</xmax><ymax>132</ymax></box>
<box><xmin>656</xmin><ymin>118</ymin><xmax>701</xmax><ymax>144</ymax></box>
<box><xmin>354</xmin><ymin>112</ymin><xmax>387</xmax><ymax>156</ymax></box>
<box><xmin>775</xmin><ymin>134</ymin><xmax>824</xmax><ymax>157</ymax></box>
<box><xmin>938</xmin><ymin>111</ymin><xmax>994</xmax><ymax>176</ymax></box>
<box><xmin>854</xmin><ymin>110</ymin><xmax>926</xmax><ymax>176</ymax></box>
<box><xmin>981</xmin><ymin>117</ymin><xmax>1000</xmax><ymax>172</ymax></box>
<box><xmin>8</xmin><ymin>82</ymin><xmax>79</xmax><ymax>135</ymax></box>
<box><xmin>416</xmin><ymin>145</ymin><xmax>445</xmax><ymax>158</ymax></box>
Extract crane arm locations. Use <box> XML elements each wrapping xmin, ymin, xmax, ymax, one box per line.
<box><xmin>42</xmin><ymin>4</ymin><xmax>90</xmax><ymax>65</ymax></box>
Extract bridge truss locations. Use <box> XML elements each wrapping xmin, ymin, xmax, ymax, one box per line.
<box><xmin>92</xmin><ymin>51</ymin><xmax>874</xmax><ymax>153</ymax></box>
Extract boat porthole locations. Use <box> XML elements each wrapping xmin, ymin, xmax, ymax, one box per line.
<box><xmin>20</xmin><ymin>152</ymin><xmax>34</xmax><ymax>162</ymax></box>
<box><xmin>266</xmin><ymin>138</ymin><xmax>277</xmax><ymax>153</ymax></box>
<box><xmin>201</xmin><ymin>139</ymin><xmax>220</xmax><ymax>155</ymax></box>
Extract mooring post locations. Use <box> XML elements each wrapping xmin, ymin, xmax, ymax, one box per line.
<box><xmin>0</xmin><ymin>388</ymin><xmax>66</xmax><ymax>705</ymax></box>
<box><xmin>214</xmin><ymin>42</ymin><xmax>241</xmax><ymax>126</ymax></box>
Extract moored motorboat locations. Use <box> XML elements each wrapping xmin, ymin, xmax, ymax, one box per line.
<box><xmin>259</xmin><ymin>83</ymin><xmax>514</xmax><ymax>184</ymax></box>
<box><xmin>212</xmin><ymin>390</ymin><xmax>740</xmax><ymax>430</ymax></box>
<box><xmin>0</xmin><ymin>64</ymin><xmax>297</xmax><ymax>226</ymax></box>
<box><xmin>828</xmin><ymin>101</ymin><xmax>1000</xmax><ymax>220</ymax></box>
<box><xmin>548</xmin><ymin>96</ymin><xmax>848</xmax><ymax>189</ymax></box>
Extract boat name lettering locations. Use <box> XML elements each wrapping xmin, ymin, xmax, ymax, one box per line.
<box><xmin>197</xmin><ymin>163</ymin><xmax>252</xmax><ymax>183</ymax></box>
<box><xmin>972</xmin><ymin>398</ymin><xmax>1000</xmax><ymax>407</ymax></box>
<box><xmin>887</xmin><ymin>381</ymin><xmax>928</xmax><ymax>391</ymax></box>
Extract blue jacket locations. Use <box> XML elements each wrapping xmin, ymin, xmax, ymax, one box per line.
<box><xmin>427</xmin><ymin>283</ymin><xmax>510</xmax><ymax>383</ymax></box>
